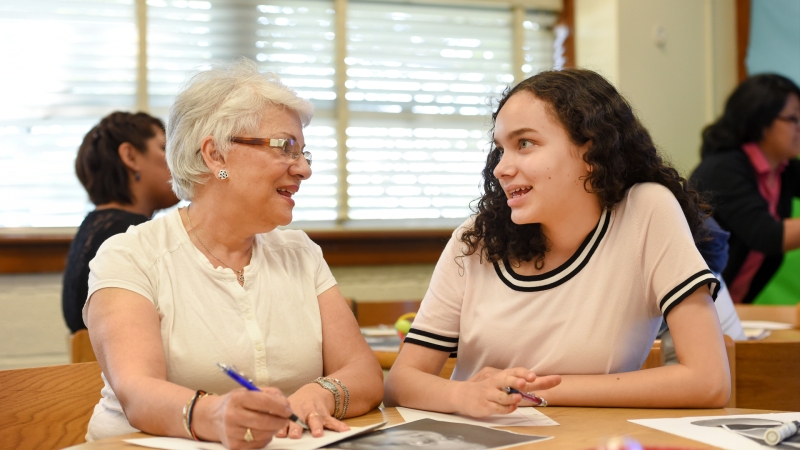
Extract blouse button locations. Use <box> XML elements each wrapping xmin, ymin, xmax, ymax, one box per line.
<box><xmin>255</xmin><ymin>344</ymin><xmax>264</xmax><ymax>352</ymax></box>
<box><xmin>246</xmin><ymin>313</ymin><xmax>254</xmax><ymax>320</ymax></box>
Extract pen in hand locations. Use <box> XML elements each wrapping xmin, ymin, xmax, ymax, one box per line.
<box><xmin>217</xmin><ymin>363</ymin><xmax>309</xmax><ymax>430</ymax></box>
<box><xmin>504</xmin><ymin>387</ymin><xmax>548</xmax><ymax>407</ymax></box>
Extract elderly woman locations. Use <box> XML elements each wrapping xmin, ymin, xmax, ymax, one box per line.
<box><xmin>83</xmin><ymin>59</ymin><xmax>383</xmax><ymax>449</ymax></box>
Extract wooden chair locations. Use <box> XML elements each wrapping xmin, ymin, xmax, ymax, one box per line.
<box><xmin>70</xmin><ymin>329</ymin><xmax>97</xmax><ymax>364</ymax></box>
<box><xmin>734</xmin><ymin>303</ymin><xmax>800</xmax><ymax>327</ymax></box>
<box><xmin>724</xmin><ymin>334</ymin><xmax>736</xmax><ymax>408</ymax></box>
<box><xmin>639</xmin><ymin>339</ymin><xmax>664</xmax><ymax>370</ymax></box>
<box><xmin>731</xmin><ymin>337</ymin><xmax>800</xmax><ymax>411</ymax></box>
<box><xmin>351</xmin><ymin>299</ymin><xmax>422</xmax><ymax>327</ymax></box>
<box><xmin>0</xmin><ymin>362</ymin><xmax>104</xmax><ymax>449</ymax></box>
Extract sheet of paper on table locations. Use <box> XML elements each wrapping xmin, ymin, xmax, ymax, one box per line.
<box><xmin>630</xmin><ymin>412</ymin><xmax>800</xmax><ymax>450</ymax></box>
<box><xmin>124</xmin><ymin>422</ymin><xmax>386</xmax><ymax>450</ymax></box>
<box><xmin>741</xmin><ymin>320</ymin><xmax>793</xmax><ymax>340</ymax></box>
<box><xmin>397</xmin><ymin>406</ymin><xmax>559</xmax><ymax>427</ymax></box>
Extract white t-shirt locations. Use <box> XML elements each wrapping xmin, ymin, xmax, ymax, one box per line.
<box><xmin>406</xmin><ymin>183</ymin><xmax>719</xmax><ymax>379</ymax></box>
<box><xmin>83</xmin><ymin>208</ymin><xmax>337</xmax><ymax>441</ymax></box>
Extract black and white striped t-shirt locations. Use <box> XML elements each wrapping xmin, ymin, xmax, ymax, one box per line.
<box><xmin>406</xmin><ymin>183</ymin><xmax>719</xmax><ymax>380</ymax></box>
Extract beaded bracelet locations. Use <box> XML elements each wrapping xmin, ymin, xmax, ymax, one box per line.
<box><xmin>327</xmin><ymin>378</ymin><xmax>350</xmax><ymax>419</ymax></box>
<box><xmin>182</xmin><ymin>390</ymin><xmax>209</xmax><ymax>441</ymax></box>
<box><xmin>312</xmin><ymin>377</ymin><xmax>341</xmax><ymax>418</ymax></box>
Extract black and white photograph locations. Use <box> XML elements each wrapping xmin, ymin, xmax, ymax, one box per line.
<box><xmin>324</xmin><ymin>418</ymin><xmax>551</xmax><ymax>450</ymax></box>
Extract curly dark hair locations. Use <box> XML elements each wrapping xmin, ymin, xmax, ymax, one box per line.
<box><xmin>75</xmin><ymin>111</ymin><xmax>164</xmax><ymax>205</ymax></box>
<box><xmin>701</xmin><ymin>73</ymin><xmax>800</xmax><ymax>158</ymax></box>
<box><xmin>460</xmin><ymin>69</ymin><xmax>710</xmax><ymax>267</ymax></box>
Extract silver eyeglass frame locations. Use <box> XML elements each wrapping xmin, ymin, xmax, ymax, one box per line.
<box><xmin>230</xmin><ymin>137</ymin><xmax>312</xmax><ymax>166</ymax></box>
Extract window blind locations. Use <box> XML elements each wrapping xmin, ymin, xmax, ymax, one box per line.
<box><xmin>254</xmin><ymin>1</ymin><xmax>339</xmax><ymax>221</ymax></box>
<box><xmin>0</xmin><ymin>0</ymin><xmax>138</xmax><ymax>227</ymax></box>
<box><xmin>147</xmin><ymin>0</ymin><xmax>340</xmax><ymax>221</ymax></box>
<box><xmin>344</xmin><ymin>1</ymin><xmax>556</xmax><ymax>221</ymax></box>
<box><xmin>0</xmin><ymin>0</ymin><xmax>558</xmax><ymax>228</ymax></box>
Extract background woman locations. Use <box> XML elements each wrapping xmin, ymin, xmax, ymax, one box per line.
<box><xmin>384</xmin><ymin>69</ymin><xmax>730</xmax><ymax>415</ymax></box>
<box><xmin>63</xmin><ymin>111</ymin><xmax>179</xmax><ymax>333</ymax></box>
<box><xmin>691</xmin><ymin>74</ymin><xmax>800</xmax><ymax>304</ymax></box>
<box><xmin>83</xmin><ymin>59</ymin><xmax>383</xmax><ymax>449</ymax></box>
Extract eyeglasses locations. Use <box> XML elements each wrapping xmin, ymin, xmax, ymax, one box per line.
<box><xmin>776</xmin><ymin>115</ymin><xmax>800</xmax><ymax>127</ymax></box>
<box><xmin>230</xmin><ymin>137</ymin><xmax>312</xmax><ymax>166</ymax></box>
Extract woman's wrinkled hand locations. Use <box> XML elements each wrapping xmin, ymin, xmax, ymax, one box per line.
<box><xmin>275</xmin><ymin>382</ymin><xmax>350</xmax><ymax>439</ymax></box>
<box><xmin>198</xmin><ymin>387</ymin><xmax>292</xmax><ymax>449</ymax></box>
<box><xmin>455</xmin><ymin>367</ymin><xmax>562</xmax><ymax>417</ymax></box>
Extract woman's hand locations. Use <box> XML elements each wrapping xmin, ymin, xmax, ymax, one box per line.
<box><xmin>195</xmin><ymin>387</ymin><xmax>292</xmax><ymax>450</ymax></box>
<box><xmin>276</xmin><ymin>382</ymin><xmax>350</xmax><ymax>439</ymax></box>
<box><xmin>456</xmin><ymin>367</ymin><xmax>562</xmax><ymax>417</ymax></box>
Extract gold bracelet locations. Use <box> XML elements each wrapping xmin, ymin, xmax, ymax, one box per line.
<box><xmin>328</xmin><ymin>378</ymin><xmax>350</xmax><ymax>419</ymax></box>
<box><xmin>181</xmin><ymin>390</ymin><xmax>209</xmax><ymax>441</ymax></box>
<box><xmin>182</xmin><ymin>394</ymin><xmax>195</xmax><ymax>438</ymax></box>
<box><xmin>312</xmin><ymin>377</ymin><xmax>341</xmax><ymax>418</ymax></box>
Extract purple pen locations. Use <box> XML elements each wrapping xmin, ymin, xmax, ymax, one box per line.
<box><xmin>504</xmin><ymin>387</ymin><xmax>548</xmax><ymax>407</ymax></box>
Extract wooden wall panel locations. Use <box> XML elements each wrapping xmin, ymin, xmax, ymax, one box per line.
<box><xmin>0</xmin><ymin>235</ymin><xmax>73</xmax><ymax>274</ymax></box>
<box><xmin>0</xmin><ymin>229</ymin><xmax>453</xmax><ymax>273</ymax></box>
<box><xmin>736</xmin><ymin>0</ymin><xmax>750</xmax><ymax>82</ymax></box>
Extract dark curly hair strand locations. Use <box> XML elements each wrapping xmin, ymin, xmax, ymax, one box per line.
<box><xmin>460</xmin><ymin>69</ymin><xmax>710</xmax><ymax>267</ymax></box>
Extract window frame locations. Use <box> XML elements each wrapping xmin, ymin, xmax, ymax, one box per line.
<box><xmin>0</xmin><ymin>0</ymin><xmax>571</xmax><ymax>273</ymax></box>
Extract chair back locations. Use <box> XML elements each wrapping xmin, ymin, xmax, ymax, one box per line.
<box><xmin>639</xmin><ymin>339</ymin><xmax>664</xmax><ymax>370</ymax></box>
<box><xmin>352</xmin><ymin>300</ymin><xmax>422</xmax><ymax>327</ymax></box>
<box><xmin>724</xmin><ymin>334</ymin><xmax>736</xmax><ymax>408</ymax></box>
<box><xmin>71</xmin><ymin>329</ymin><xmax>97</xmax><ymax>363</ymax></box>
<box><xmin>0</xmin><ymin>362</ymin><xmax>103</xmax><ymax>449</ymax></box>
<box><xmin>734</xmin><ymin>338</ymin><xmax>800</xmax><ymax>411</ymax></box>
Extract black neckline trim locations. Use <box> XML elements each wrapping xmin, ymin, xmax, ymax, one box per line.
<box><xmin>493</xmin><ymin>209</ymin><xmax>611</xmax><ymax>292</ymax></box>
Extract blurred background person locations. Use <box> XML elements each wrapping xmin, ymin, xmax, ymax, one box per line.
<box><xmin>62</xmin><ymin>111</ymin><xmax>179</xmax><ymax>333</ymax></box>
<box><xmin>691</xmin><ymin>74</ymin><xmax>800</xmax><ymax>304</ymax></box>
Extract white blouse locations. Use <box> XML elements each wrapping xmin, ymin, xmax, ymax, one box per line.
<box><xmin>83</xmin><ymin>208</ymin><xmax>336</xmax><ymax>441</ymax></box>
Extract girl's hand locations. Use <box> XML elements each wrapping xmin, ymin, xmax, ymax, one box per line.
<box><xmin>457</xmin><ymin>367</ymin><xmax>561</xmax><ymax>417</ymax></box>
<box><xmin>276</xmin><ymin>382</ymin><xmax>350</xmax><ymax>439</ymax></box>
<box><xmin>197</xmin><ymin>387</ymin><xmax>292</xmax><ymax>450</ymax></box>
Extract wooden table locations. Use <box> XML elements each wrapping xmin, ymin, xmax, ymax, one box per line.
<box><xmin>66</xmin><ymin>406</ymin><xmax>779</xmax><ymax>449</ymax></box>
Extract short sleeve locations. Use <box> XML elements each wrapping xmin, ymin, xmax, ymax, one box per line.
<box><xmin>404</xmin><ymin>226</ymin><xmax>467</xmax><ymax>356</ymax></box>
<box><xmin>632</xmin><ymin>183</ymin><xmax>720</xmax><ymax>317</ymax></box>
<box><xmin>303</xmin><ymin>233</ymin><xmax>337</xmax><ymax>296</ymax></box>
<box><xmin>84</xmin><ymin>230</ymin><xmax>157</xmax><ymax>322</ymax></box>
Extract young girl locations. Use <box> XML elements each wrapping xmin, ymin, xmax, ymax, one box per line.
<box><xmin>384</xmin><ymin>69</ymin><xmax>730</xmax><ymax>415</ymax></box>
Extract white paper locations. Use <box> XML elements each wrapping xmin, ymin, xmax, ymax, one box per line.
<box><xmin>741</xmin><ymin>320</ymin><xmax>794</xmax><ymax>330</ymax></box>
<box><xmin>396</xmin><ymin>406</ymin><xmax>559</xmax><ymax>428</ymax></box>
<box><xmin>124</xmin><ymin>422</ymin><xmax>387</xmax><ymax>450</ymax></box>
<box><xmin>630</xmin><ymin>412</ymin><xmax>800</xmax><ymax>450</ymax></box>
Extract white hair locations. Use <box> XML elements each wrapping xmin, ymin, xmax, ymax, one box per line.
<box><xmin>166</xmin><ymin>58</ymin><xmax>314</xmax><ymax>200</ymax></box>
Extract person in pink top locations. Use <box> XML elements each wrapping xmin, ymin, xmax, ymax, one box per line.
<box><xmin>384</xmin><ymin>69</ymin><xmax>730</xmax><ymax>414</ymax></box>
<box><xmin>691</xmin><ymin>74</ymin><xmax>800</xmax><ymax>303</ymax></box>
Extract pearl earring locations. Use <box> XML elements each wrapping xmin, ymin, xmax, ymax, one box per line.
<box><xmin>218</xmin><ymin>169</ymin><xmax>229</xmax><ymax>180</ymax></box>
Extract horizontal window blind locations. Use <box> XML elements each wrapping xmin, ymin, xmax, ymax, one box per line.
<box><xmin>0</xmin><ymin>0</ymin><xmax>138</xmax><ymax>227</ymax></box>
<box><xmin>524</xmin><ymin>11</ymin><xmax>559</xmax><ymax>75</ymax></box>
<box><xmin>344</xmin><ymin>1</ymin><xmax>556</xmax><ymax>221</ymax></box>
<box><xmin>148</xmin><ymin>0</ymin><xmax>339</xmax><ymax>221</ymax></box>
<box><xmin>0</xmin><ymin>0</ymin><xmax>558</xmax><ymax>228</ymax></box>
<box><xmin>255</xmin><ymin>1</ymin><xmax>339</xmax><ymax>221</ymax></box>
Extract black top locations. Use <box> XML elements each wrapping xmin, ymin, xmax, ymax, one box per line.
<box><xmin>690</xmin><ymin>149</ymin><xmax>800</xmax><ymax>303</ymax></box>
<box><xmin>62</xmin><ymin>209</ymin><xmax>148</xmax><ymax>333</ymax></box>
